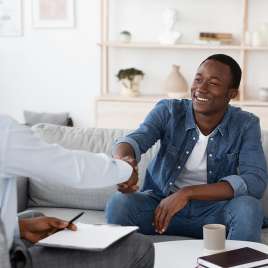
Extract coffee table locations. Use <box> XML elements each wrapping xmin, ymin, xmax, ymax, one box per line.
<box><xmin>154</xmin><ymin>240</ymin><xmax>268</xmax><ymax>268</ymax></box>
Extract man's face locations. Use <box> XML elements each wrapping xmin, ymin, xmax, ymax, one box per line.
<box><xmin>191</xmin><ymin>59</ymin><xmax>238</xmax><ymax>116</ymax></box>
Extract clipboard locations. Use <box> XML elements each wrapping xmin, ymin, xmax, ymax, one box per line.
<box><xmin>37</xmin><ymin>222</ymin><xmax>139</xmax><ymax>251</ymax></box>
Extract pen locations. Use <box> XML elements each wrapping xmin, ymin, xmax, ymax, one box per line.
<box><xmin>68</xmin><ymin>211</ymin><xmax>85</xmax><ymax>226</ymax></box>
<box><xmin>51</xmin><ymin>212</ymin><xmax>85</xmax><ymax>235</ymax></box>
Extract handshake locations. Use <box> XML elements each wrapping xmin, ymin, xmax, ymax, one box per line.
<box><xmin>116</xmin><ymin>155</ymin><xmax>139</xmax><ymax>193</ymax></box>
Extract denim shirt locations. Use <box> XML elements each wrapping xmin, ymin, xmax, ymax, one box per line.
<box><xmin>115</xmin><ymin>99</ymin><xmax>268</xmax><ymax>198</ymax></box>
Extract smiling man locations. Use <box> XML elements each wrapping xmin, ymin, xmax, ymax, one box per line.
<box><xmin>106</xmin><ymin>54</ymin><xmax>268</xmax><ymax>242</ymax></box>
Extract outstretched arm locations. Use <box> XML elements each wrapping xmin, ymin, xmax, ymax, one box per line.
<box><xmin>0</xmin><ymin>115</ymin><xmax>133</xmax><ymax>188</ymax></box>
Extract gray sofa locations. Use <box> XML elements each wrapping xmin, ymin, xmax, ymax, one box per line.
<box><xmin>16</xmin><ymin>123</ymin><xmax>268</xmax><ymax>244</ymax></box>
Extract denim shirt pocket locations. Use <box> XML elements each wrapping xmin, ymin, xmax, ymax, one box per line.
<box><xmin>217</xmin><ymin>152</ymin><xmax>239</xmax><ymax>176</ymax></box>
<box><xmin>226</xmin><ymin>152</ymin><xmax>239</xmax><ymax>161</ymax></box>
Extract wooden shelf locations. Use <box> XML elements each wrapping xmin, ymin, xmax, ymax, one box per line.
<box><xmin>100</xmin><ymin>42</ymin><xmax>268</xmax><ymax>51</ymax></box>
<box><xmin>96</xmin><ymin>95</ymin><xmax>268</xmax><ymax>106</ymax></box>
<box><xmin>96</xmin><ymin>95</ymin><xmax>165</xmax><ymax>103</ymax></box>
<box><xmin>243</xmin><ymin>46</ymin><xmax>268</xmax><ymax>51</ymax></box>
<box><xmin>231</xmin><ymin>100</ymin><xmax>268</xmax><ymax>106</ymax></box>
<box><xmin>99</xmin><ymin>42</ymin><xmax>242</xmax><ymax>50</ymax></box>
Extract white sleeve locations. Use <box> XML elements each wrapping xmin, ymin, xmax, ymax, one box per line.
<box><xmin>0</xmin><ymin>116</ymin><xmax>132</xmax><ymax>188</ymax></box>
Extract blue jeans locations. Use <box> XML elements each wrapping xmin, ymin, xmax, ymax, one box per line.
<box><xmin>105</xmin><ymin>191</ymin><xmax>264</xmax><ymax>242</ymax></box>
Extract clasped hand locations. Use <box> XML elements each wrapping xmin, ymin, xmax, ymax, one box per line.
<box><xmin>115</xmin><ymin>156</ymin><xmax>139</xmax><ymax>193</ymax></box>
<box><xmin>154</xmin><ymin>189</ymin><xmax>190</xmax><ymax>234</ymax></box>
<box><xmin>19</xmin><ymin>216</ymin><xmax>77</xmax><ymax>243</ymax></box>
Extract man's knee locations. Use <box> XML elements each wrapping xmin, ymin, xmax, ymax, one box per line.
<box><xmin>226</xmin><ymin>195</ymin><xmax>263</xmax><ymax>222</ymax></box>
<box><xmin>105</xmin><ymin>192</ymin><xmax>140</xmax><ymax>224</ymax></box>
<box><xmin>224</xmin><ymin>195</ymin><xmax>263</xmax><ymax>241</ymax></box>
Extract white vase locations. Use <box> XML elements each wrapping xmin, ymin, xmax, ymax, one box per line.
<box><xmin>259</xmin><ymin>23</ymin><xmax>268</xmax><ymax>46</ymax></box>
<box><xmin>252</xmin><ymin>31</ymin><xmax>263</xmax><ymax>46</ymax></box>
<box><xmin>164</xmin><ymin>65</ymin><xmax>188</xmax><ymax>98</ymax></box>
<box><xmin>259</xmin><ymin>87</ymin><xmax>268</xmax><ymax>101</ymax></box>
<box><xmin>120</xmin><ymin>75</ymin><xmax>143</xmax><ymax>97</ymax></box>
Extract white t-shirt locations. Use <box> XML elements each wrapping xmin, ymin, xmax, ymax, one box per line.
<box><xmin>175</xmin><ymin>130</ymin><xmax>211</xmax><ymax>189</ymax></box>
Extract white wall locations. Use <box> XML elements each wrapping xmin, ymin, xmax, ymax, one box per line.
<box><xmin>0</xmin><ymin>0</ymin><xmax>100</xmax><ymax>127</ymax></box>
<box><xmin>0</xmin><ymin>0</ymin><xmax>267</xmax><ymax>127</ymax></box>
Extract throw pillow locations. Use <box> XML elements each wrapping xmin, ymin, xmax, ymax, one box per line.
<box><xmin>24</xmin><ymin>110</ymin><xmax>69</xmax><ymax>126</ymax></box>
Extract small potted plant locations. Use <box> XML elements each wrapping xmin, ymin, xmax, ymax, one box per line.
<box><xmin>116</xmin><ymin>68</ymin><xmax>145</xmax><ymax>97</ymax></box>
<box><xmin>119</xmin><ymin>30</ymin><xmax>132</xmax><ymax>43</ymax></box>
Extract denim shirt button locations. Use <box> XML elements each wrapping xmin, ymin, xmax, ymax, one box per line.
<box><xmin>169</xmin><ymin>182</ymin><xmax>173</xmax><ymax>186</ymax></box>
<box><xmin>209</xmin><ymin>153</ymin><xmax>213</xmax><ymax>158</ymax></box>
<box><xmin>210</xmin><ymin>137</ymin><xmax>214</xmax><ymax>141</ymax></box>
<box><xmin>186</xmin><ymin>151</ymin><xmax>189</xmax><ymax>154</ymax></box>
<box><xmin>209</xmin><ymin>170</ymin><xmax>212</xmax><ymax>174</ymax></box>
<box><xmin>178</xmin><ymin>166</ymin><xmax>181</xmax><ymax>169</ymax></box>
<box><xmin>193</xmin><ymin>137</ymin><xmax>196</xmax><ymax>140</ymax></box>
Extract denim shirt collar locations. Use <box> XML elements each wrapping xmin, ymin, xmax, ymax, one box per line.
<box><xmin>185</xmin><ymin>101</ymin><xmax>232</xmax><ymax>137</ymax></box>
<box><xmin>185</xmin><ymin>101</ymin><xmax>196</xmax><ymax>131</ymax></box>
<box><xmin>215</xmin><ymin>105</ymin><xmax>232</xmax><ymax>136</ymax></box>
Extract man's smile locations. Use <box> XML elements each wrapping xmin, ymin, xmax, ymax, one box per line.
<box><xmin>196</xmin><ymin>96</ymin><xmax>209</xmax><ymax>102</ymax></box>
<box><xmin>193</xmin><ymin>92</ymin><xmax>210</xmax><ymax>104</ymax></box>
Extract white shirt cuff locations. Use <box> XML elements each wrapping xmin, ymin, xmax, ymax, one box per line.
<box><xmin>114</xmin><ymin>159</ymin><xmax>133</xmax><ymax>183</ymax></box>
<box><xmin>14</xmin><ymin>216</ymin><xmax>20</xmax><ymax>239</ymax></box>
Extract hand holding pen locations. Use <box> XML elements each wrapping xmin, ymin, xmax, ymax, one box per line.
<box><xmin>19</xmin><ymin>212</ymin><xmax>85</xmax><ymax>243</ymax></box>
<box><xmin>56</xmin><ymin>211</ymin><xmax>85</xmax><ymax>233</ymax></box>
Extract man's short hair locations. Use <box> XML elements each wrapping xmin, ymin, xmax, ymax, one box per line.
<box><xmin>201</xmin><ymin>54</ymin><xmax>242</xmax><ymax>89</ymax></box>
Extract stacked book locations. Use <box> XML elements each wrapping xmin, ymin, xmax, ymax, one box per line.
<box><xmin>196</xmin><ymin>247</ymin><xmax>268</xmax><ymax>268</ymax></box>
<box><xmin>199</xmin><ymin>32</ymin><xmax>233</xmax><ymax>44</ymax></box>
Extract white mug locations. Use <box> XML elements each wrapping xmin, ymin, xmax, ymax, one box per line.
<box><xmin>203</xmin><ymin>224</ymin><xmax>226</xmax><ymax>252</ymax></box>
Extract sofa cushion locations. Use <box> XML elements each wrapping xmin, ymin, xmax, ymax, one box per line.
<box><xmin>28</xmin><ymin>124</ymin><xmax>159</xmax><ymax>210</ymax></box>
<box><xmin>28</xmin><ymin>181</ymin><xmax>117</xmax><ymax>211</ymax></box>
<box><xmin>24</xmin><ymin>111</ymin><xmax>70</xmax><ymax>126</ymax></box>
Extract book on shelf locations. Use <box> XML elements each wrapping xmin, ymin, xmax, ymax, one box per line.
<box><xmin>197</xmin><ymin>247</ymin><xmax>268</xmax><ymax>268</ymax></box>
<box><xmin>199</xmin><ymin>32</ymin><xmax>233</xmax><ymax>44</ymax></box>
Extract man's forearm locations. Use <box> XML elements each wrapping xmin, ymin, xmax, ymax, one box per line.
<box><xmin>113</xmin><ymin>143</ymin><xmax>135</xmax><ymax>159</ymax></box>
<box><xmin>18</xmin><ymin>219</ymin><xmax>27</xmax><ymax>239</ymax></box>
<box><xmin>181</xmin><ymin>181</ymin><xmax>234</xmax><ymax>201</ymax></box>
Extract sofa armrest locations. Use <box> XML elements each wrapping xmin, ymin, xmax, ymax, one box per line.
<box><xmin>16</xmin><ymin>177</ymin><xmax>29</xmax><ymax>213</ymax></box>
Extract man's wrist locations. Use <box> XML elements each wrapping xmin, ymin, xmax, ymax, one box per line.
<box><xmin>113</xmin><ymin>143</ymin><xmax>136</xmax><ymax>159</ymax></box>
<box><xmin>178</xmin><ymin>186</ymin><xmax>193</xmax><ymax>201</ymax></box>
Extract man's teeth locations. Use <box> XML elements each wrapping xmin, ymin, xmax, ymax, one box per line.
<box><xmin>197</xmin><ymin>97</ymin><xmax>208</xmax><ymax>102</ymax></box>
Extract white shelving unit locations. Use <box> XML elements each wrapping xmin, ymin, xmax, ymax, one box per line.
<box><xmin>96</xmin><ymin>0</ymin><xmax>268</xmax><ymax>129</ymax></box>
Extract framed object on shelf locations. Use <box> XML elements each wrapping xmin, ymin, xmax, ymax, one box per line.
<box><xmin>32</xmin><ymin>0</ymin><xmax>75</xmax><ymax>28</ymax></box>
<box><xmin>0</xmin><ymin>0</ymin><xmax>22</xmax><ymax>36</ymax></box>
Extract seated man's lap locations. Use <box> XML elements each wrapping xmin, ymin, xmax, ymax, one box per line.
<box><xmin>106</xmin><ymin>191</ymin><xmax>221</xmax><ymax>235</ymax></box>
<box><xmin>107</xmin><ymin>192</ymin><xmax>263</xmax><ymax>241</ymax></box>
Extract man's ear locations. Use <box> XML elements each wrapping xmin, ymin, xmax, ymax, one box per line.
<box><xmin>228</xmin><ymin>88</ymin><xmax>238</xmax><ymax>100</ymax></box>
